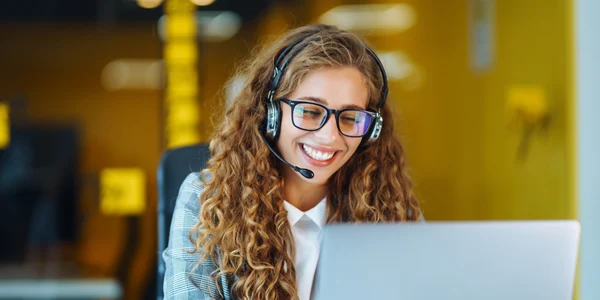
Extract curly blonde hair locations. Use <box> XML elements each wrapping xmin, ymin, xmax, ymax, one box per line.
<box><xmin>191</xmin><ymin>24</ymin><xmax>421</xmax><ymax>299</ymax></box>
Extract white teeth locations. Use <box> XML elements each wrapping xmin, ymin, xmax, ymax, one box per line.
<box><xmin>302</xmin><ymin>144</ymin><xmax>335</xmax><ymax>161</ymax></box>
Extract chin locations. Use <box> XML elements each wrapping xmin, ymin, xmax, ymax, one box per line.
<box><xmin>308</xmin><ymin>175</ymin><xmax>329</xmax><ymax>185</ymax></box>
<box><xmin>301</xmin><ymin>169</ymin><xmax>334</xmax><ymax>185</ymax></box>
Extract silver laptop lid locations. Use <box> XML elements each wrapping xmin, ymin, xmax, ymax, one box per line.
<box><xmin>313</xmin><ymin>221</ymin><xmax>580</xmax><ymax>300</ymax></box>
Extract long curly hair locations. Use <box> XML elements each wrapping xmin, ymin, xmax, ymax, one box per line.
<box><xmin>190</xmin><ymin>24</ymin><xmax>421</xmax><ymax>300</ymax></box>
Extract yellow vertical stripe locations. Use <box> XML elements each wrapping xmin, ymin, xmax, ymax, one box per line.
<box><xmin>164</xmin><ymin>0</ymin><xmax>201</xmax><ymax>149</ymax></box>
<box><xmin>0</xmin><ymin>103</ymin><xmax>9</xmax><ymax>149</ymax></box>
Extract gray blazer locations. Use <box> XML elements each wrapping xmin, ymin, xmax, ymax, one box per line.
<box><xmin>162</xmin><ymin>172</ymin><xmax>424</xmax><ymax>299</ymax></box>
<box><xmin>162</xmin><ymin>172</ymin><xmax>233</xmax><ymax>300</ymax></box>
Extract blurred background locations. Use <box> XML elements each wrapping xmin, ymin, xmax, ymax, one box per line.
<box><xmin>0</xmin><ymin>0</ymin><xmax>598</xmax><ymax>299</ymax></box>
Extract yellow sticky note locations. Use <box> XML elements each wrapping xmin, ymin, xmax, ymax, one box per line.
<box><xmin>506</xmin><ymin>85</ymin><xmax>548</xmax><ymax>124</ymax></box>
<box><xmin>0</xmin><ymin>103</ymin><xmax>9</xmax><ymax>149</ymax></box>
<box><xmin>100</xmin><ymin>168</ymin><xmax>146</xmax><ymax>215</ymax></box>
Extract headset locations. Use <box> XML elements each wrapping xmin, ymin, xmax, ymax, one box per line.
<box><xmin>260</xmin><ymin>30</ymin><xmax>389</xmax><ymax>179</ymax></box>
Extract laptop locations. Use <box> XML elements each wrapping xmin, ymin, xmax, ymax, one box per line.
<box><xmin>312</xmin><ymin>221</ymin><xmax>580</xmax><ymax>300</ymax></box>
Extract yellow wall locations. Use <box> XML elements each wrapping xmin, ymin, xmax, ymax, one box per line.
<box><xmin>307</xmin><ymin>0</ymin><xmax>575</xmax><ymax>221</ymax></box>
<box><xmin>484</xmin><ymin>0</ymin><xmax>573</xmax><ymax>220</ymax></box>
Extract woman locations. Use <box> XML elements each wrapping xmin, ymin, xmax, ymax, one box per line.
<box><xmin>163</xmin><ymin>24</ymin><xmax>422</xmax><ymax>300</ymax></box>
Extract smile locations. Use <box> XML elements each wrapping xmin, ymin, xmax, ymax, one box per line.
<box><xmin>301</xmin><ymin>144</ymin><xmax>337</xmax><ymax>161</ymax></box>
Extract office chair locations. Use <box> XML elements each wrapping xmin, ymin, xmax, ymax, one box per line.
<box><xmin>156</xmin><ymin>142</ymin><xmax>211</xmax><ymax>300</ymax></box>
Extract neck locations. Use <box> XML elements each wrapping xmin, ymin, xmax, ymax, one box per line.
<box><xmin>282</xmin><ymin>168</ymin><xmax>328</xmax><ymax>212</ymax></box>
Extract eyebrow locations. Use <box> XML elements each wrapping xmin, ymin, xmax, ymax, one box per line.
<box><xmin>296</xmin><ymin>96</ymin><xmax>366</xmax><ymax>110</ymax></box>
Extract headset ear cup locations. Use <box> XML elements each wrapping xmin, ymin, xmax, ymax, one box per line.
<box><xmin>360</xmin><ymin>113</ymin><xmax>383</xmax><ymax>146</ymax></box>
<box><xmin>264</xmin><ymin>101</ymin><xmax>282</xmax><ymax>141</ymax></box>
<box><xmin>273</xmin><ymin>101</ymin><xmax>282</xmax><ymax>140</ymax></box>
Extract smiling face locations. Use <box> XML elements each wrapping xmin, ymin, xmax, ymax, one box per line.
<box><xmin>276</xmin><ymin>66</ymin><xmax>370</xmax><ymax>185</ymax></box>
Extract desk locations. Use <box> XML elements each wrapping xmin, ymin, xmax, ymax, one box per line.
<box><xmin>0</xmin><ymin>279</ymin><xmax>121</xmax><ymax>299</ymax></box>
<box><xmin>0</xmin><ymin>262</ymin><xmax>122</xmax><ymax>299</ymax></box>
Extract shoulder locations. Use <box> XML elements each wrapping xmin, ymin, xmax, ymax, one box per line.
<box><xmin>407</xmin><ymin>207</ymin><xmax>426</xmax><ymax>223</ymax></box>
<box><xmin>163</xmin><ymin>172</ymin><xmax>224</xmax><ymax>299</ymax></box>
<box><xmin>180</xmin><ymin>172</ymin><xmax>207</xmax><ymax>198</ymax></box>
<box><xmin>175</xmin><ymin>172</ymin><xmax>211</xmax><ymax>214</ymax></box>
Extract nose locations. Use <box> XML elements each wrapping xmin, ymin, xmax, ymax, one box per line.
<box><xmin>314</xmin><ymin>114</ymin><xmax>340</xmax><ymax>142</ymax></box>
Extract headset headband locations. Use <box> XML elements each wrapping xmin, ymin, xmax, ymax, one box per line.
<box><xmin>268</xmin><ymin>31</ymin><xmax>389</xmax><ymax>112</ymax></box>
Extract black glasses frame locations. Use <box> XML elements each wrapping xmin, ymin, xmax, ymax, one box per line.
<box><xmin>279</xmin><ymin>97</ymin><xmax>377</xmax><ymax>138</ymax></box>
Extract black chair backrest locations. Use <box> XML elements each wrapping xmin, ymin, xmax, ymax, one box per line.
<box><xmin>156</xmin><ymin>142</ymin><xmax>211</xmax><ymax>300</ymax></box>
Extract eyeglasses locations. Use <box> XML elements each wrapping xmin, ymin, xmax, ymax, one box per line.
<box><xmin>279</xmin><ymin>97</ymin><xmax>377</xmax><ymax>137</ymax></box>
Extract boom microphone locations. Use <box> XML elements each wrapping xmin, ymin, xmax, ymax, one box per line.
<box><xmin>259</xmin><ymin>133</ymin><xmax>314</xmax><ymax>179</ymax></box>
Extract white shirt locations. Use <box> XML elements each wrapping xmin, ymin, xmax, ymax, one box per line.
<box><xmin>283</xmin><ymin>198</ymin><xmax>327</xmax><ymax>300</ymax></box>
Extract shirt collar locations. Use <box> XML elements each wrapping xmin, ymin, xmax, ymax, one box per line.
<box><xmin>283</xmin><ymin>198</ymin><xmax>327</xmax><ymax>229</ymax></box>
